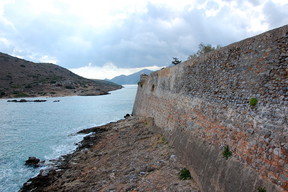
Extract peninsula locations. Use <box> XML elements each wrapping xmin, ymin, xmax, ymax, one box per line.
<box><xmin>0</xmin><ymin>52</ymin><xmax>122</xmax><ymax>98</ymax></box>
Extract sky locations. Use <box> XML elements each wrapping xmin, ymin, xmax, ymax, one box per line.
<box><xmin>0</xmin><ymin>0</ymin><xmax>287</xmax><ymax>79</ymax></box>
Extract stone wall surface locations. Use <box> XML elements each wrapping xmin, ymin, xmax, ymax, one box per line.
<box><xmin>133</xmin><ymin>25</ymin><xmax>288</xmax><ymax>192</ymax></box>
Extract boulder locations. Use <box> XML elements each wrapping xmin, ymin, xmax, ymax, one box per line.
<box><xmin>7</xmin><ymin>100</ymin><xmax>17</xmax><ymax>102</ymax></box>
<box><xmin>25</xmin><ymin>157</ymin><xmax>40</xmax><ymax>167</ymax></box>
<box><xmin>33</xmin><ymin>100</ymin><xmax>47</xmax><ymax>102</ymax></box>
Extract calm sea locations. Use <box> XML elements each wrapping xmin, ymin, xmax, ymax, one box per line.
<box><xmin>0</xmin><ymin>85</ymin><xmax>137</xmax><ymax>192</ymax></box>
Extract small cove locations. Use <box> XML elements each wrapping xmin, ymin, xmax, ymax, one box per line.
<box><xmin>0</xmin><ymin>85</ymin><xmax>137</xmax><ymax>192</ymax></box>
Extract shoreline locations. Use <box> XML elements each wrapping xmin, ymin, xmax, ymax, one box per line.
<box><xmin>0</xmin><ymin>88</ymin><xmax>120</xmax><ymax>100</ymax></box>
<box><xmin>20</xmin><ymin>117</ymin><xmax>200</xmax><ymax>192</ymax></box>
<box><xmin>0</xmin><ymin>93</ymin><xmax>110</xmax><ymax>101</ymax></box>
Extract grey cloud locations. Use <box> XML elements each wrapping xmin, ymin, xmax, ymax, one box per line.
<box><xmin>263</xmin><ymin>2</ymin><xmax>288</xmax><ymax>29</ymax></box>
<box><xmin>0</xmin><ymin>1</ymin><xmax>286</xmax><ymax>70</ymax></box>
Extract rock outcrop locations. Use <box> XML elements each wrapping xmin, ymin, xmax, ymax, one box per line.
<box><xmin>25</xmin><ymin>157</ymin><xmax>41</xmax><ymax>167</ymax></box>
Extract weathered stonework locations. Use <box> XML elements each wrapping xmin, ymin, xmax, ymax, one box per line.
<box><xmin>133</xmin><ymin>25</ymin><xmax>288</xmax><ymax>192</ymax></box>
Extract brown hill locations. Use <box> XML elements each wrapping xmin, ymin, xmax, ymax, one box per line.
<box><xmin>0</xmin><ymin>52</ymin><xmax>122</xmax><ymax>98</ymax></box>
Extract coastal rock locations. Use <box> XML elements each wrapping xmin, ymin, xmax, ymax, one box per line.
<box><xmin>25</xmin><ymin>157</ymin><xmax>40</xmax><ymax>167</ymax></box>
<box><xmin>7</xmin><ymin>99</ymin><xmax>17</xmax><ymax>102</ymax></box>
<box><xmin>7</xmin><ymin>99</ymin><xmax>47</xmax><ymax>103</ymax></box>
<box><xmin>124</xmin><ymin>113</ymin><xmax>130</xmax><ymax>118</ymax></box>
<box><xmin>33</xmin><ymin>100</ymin><xmax>47</xmax><ymax>102</ymax></box>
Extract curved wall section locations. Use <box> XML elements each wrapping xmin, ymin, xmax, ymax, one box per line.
<box><xmin>133</xmin><ymin>25</ymin><xmax>288</xmax><ymax>192</ymax></box>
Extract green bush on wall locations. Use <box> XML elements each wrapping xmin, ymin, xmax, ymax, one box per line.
<box><xmin>137</xmin><ymin>81</ymin><xmax>143</xmax><ymax>88</ymax></box>
<box><xmin>258</xmin><ymin>187</ymin><xmax>266</xmax><ymax>192</ymax></box>
<box><xmin>222</xmin><ymin>145</ymin><xmax>232</xmax><ymax>160</ymax></box>
<box><xmin>179</xmin><ymin>168</ymin><xmax>192</xmax><ymax>180</ymax></box>
<box><xmin>249</xmin><ymin>97</ymin><xmax>258</xmax><ymax>107</ymax></box>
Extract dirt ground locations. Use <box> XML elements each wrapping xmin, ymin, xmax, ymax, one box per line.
<box><xmin>21</xmin><ymin>117</ymin><xmax>200</xmax><ymax>192</ymax></box>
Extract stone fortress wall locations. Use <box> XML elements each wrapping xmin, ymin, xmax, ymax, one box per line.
<box><xmin>133</xmin><ymin>25</ymin><xmax>288</xmax><ymax>192</ymax></box>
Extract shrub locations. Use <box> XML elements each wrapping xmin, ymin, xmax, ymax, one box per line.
<box><xmin>222</xmin><ymin>145</ymin><xmax>232</xmax><ymax>160</ymax></box>
<box><xmin>25</xmin><ymin>85</ymin><xmax>32</xmax><ymax>88</ymax></box>
<box><xmin>249</xmin><ymin>97</ymin><xmax>258</xmax><ymax>107</ymax></box>
<box><xmin>161</xmin><ymin>136</ymin><xmax>168</xmax><ymax>144</ymax></box>
<box><xmin>138</xmin><ymin>81</ymin><xmax>144</xmax><ymax>88</ymax></box>
<box><xmin>179</xmin><ymin>168</ymin><xmax>192</xmax><ymax>180</ymax></box>
<box><xmin>16</xmin><ymin>92</ymin><xmax>29</xmax><ymax>97</ymax></box>
<box><xmin>258</xmin><ymin>187</ymin><xmax>266</xmax><ymax>192</ymax></box>
<box><xmin>65</xmin><ymin>85</ymin><xmax>75</xmax><ymax>89</ymax></box>
<box><xmin>188</xmin><ymin>43</ymin><xmax>221</xmax><ymax>60</ymax></box>
<box><xmin>172</xmin><ymin>57</ymin><xmax>182</xmax><ymax>65</ymax></box>
<box><xmin>11</xmin><ymin>84</ymin><xmax>21</xmax><ymax>88</ymax></box>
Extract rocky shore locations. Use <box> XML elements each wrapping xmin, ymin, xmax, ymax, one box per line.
<box><xmin>20</xmin><ymin>117</ymin><xmax>200</xmax><ymax>192</ymax></box>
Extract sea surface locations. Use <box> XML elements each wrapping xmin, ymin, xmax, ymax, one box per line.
<box><xmin>0</xmin><ymin>85</ymin><xmax>137</xmax><ymax>192</ymax></box>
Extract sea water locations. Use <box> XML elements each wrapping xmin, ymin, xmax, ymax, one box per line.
<box><xmin>0</xmin><ymin>85</ymin><xmax>137</xmax><ymax>192</ymax></box>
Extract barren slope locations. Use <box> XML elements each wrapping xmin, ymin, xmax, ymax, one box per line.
<box><xmin>0</xmin><ymin>52</ymin><xmax>122</xmax><ymax>98</ymax></box>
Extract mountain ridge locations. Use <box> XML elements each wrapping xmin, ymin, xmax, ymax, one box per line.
<box><xmin>108</xmin><ymin>69</ymin><xmax>153</xmax><ymax>85</ymax></box>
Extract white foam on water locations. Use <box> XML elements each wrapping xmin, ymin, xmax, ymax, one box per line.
<box><xmin>0</xmin><ymin>165</ymin><xmax>41</xmax><ymax>192</ymax></box>
<box><xmin>44</xmin><ymin>134</ymin><xmax>84</xmax><ymax>160</ymax></box>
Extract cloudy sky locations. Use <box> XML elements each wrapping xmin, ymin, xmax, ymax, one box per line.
<box><xmin>0</xmin><ymin>0</ymin><xmax>287</xmax><ymax>79</ymax></box>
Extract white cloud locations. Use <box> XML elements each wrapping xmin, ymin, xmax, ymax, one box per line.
<box><xmin>69</xmin><ymin>63</ymin><xmax>164</xmax><ymax>79</ymax></box>
<box><xmin>39</xmin><ymin>55</ymin><xmax>58</xmax><ymax>64</ymax></box>
<box><xmin>0</xmin><ymin>0</ymin><xmax>15</xmax><ymax>31</ymax></box>
<box><xmin>0</xmin><ymin>0</ymin><xmax>10</xmax><ymax>15</ymax></box>
<box><xmin>0</xmin><ymin>37</ymin><xmax>10</xmax><ymax>46</ymax></box>
<box><xmin>25</xmin><ymin>0</ymin><xmax>62</xmax><ymax>15</ymax></box>
<box><xmin>271</xmin><ymin>0</ymin><xmax>288</xmax><ymax>6</ymax></box>
<box><xmin>63</xmin><ymin>36</ymin><xmax>92</xmax><ymax>50</ymax></box>
<box><xmin>9</xmin><ymin>49</ymin><xmax>58</xmax><ymax>64</ymax></box>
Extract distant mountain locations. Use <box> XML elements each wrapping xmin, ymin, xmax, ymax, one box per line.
<box><xmin>109</xmin><ymin>69</ymin><xmax>153</xmax><ymax>85</ymax></box>
<box><xmin>0</xmin><ymin>52</ymin><xmax>122</xmax><ymax>98</ymax></box>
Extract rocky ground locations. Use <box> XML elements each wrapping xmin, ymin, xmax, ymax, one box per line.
<box><xmin>20</xmin><ymin>117</ymin><xmax>200</xmax><ymax>192</ymax></box>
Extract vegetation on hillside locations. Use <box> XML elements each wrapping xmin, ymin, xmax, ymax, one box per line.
<box><xmin>0</xmin><ymin>52</ymin><xmax>122</xmax><ymax>98</ymax></box>
<box><xmin>172</xmin><ymin>57</ymin><xmax>182</xmax><ymax>65</ymax></box>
